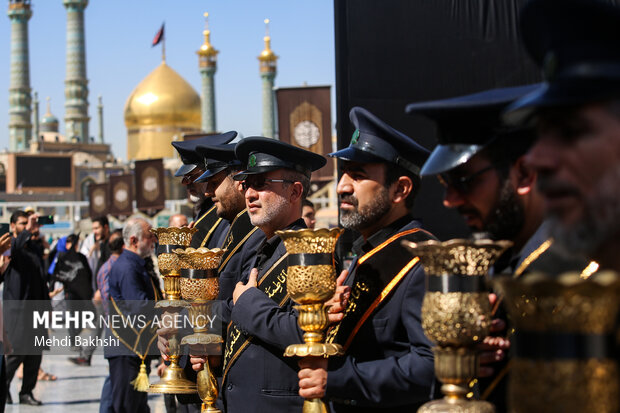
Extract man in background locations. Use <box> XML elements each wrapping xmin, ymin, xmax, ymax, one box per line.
<box><xmin>168</xmin><ymin>214</ymin><xmax>188</xmax><ymax>228</ymax></box>
<box><xmin>4</xmin><ymin>211</ymin><xmax>50</xmax><ymax>406</ymax></box>
<box><xmin>106</xmin><ymin>217</ymin><xmax>160</xmax><ymax>413</ymax></box>
<box><xmin>96</xmin><ymin>229</ymin><xmax>123</xmax><ymax>413</ymax></box>
<box><xmin>53</xmin><ymin>234</ymin><xmax>98</xmax><ymax>367</ymax></box>
<box><xmin>302</xmin><ymin>199</ymin><xmax>317</xmax><ymax>229</ymax></box>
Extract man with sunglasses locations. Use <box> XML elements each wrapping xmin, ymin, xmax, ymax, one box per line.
<box><xmin>407</xmin><ymin>85</ymin><xmax>593</xmax><ymax>409</ymax></box>
<box><xmin>159</xmin><ymin>142</ymin><xmax>267</xmax><ymax>413</ymax></box>
<box><xmin>171</xmin><ymin>131</ymin><xmax>237</xmax><ymax>249</ymax></box>
<box><xmin>407</xmin><ymin>86</ymin><xmax>545</xmax><ymax>266</ymax></box>
<box><xmin>189</xmin><ymin>137</ymin><xmax>325</xmax><ymax>412</ymax></box>
<box><xmin>297</xmin><ymin>107</ymin><xmax>437</xmax><ymax>412</ymax></box>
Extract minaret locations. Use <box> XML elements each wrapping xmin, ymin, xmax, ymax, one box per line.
<box><xmin>32</xmin><ymin>91</ymin><xmax>39</xmax><ymax>142</ymax></box>
<box><xmin>258</xmin><ymin>19</ymin><xmax>278</xmax><ymax>139</ymax></box>
<box><xmin>63</xmin><ymin>0</ymin><xmax>90</xmax><ymax>143</ymax></box>
<box><xmin>197</xmin><ymin>12</ymin><xmax>218</xmax><ymax>133</ymax></box>
<box><xmin>7</xmin><ymin>0</ymin><xmax>33</xmax><ymax>152</ymax></box>
<box><xmin>97</xmin><ymin>95</ymin><xmax>104</xmax><ymax>143</ymax></box>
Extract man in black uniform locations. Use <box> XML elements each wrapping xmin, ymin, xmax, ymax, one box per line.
<box><xmin>191</xmin><ymin>137</ymin><xmax>325</xmax><ymax>413</ymax></box>
<box><xmin>158</xmin><ymin>142</ymin><xmax>266</xmax><ymax>412</ymax></box>
<box><xmin>505</xmin><ymin>0</ymin><xmax>620</xmax><ymax>273</ymax></box>
<box><xmin>407</xmin><ymin>85</ymin><xmax>593</xmax><ymax>409</ymax></box>
<box><xmin>171</xmin><ymin>132</ymin><xmax>237</xmax><ymax>249</ymax></box>
<box><xmin>194</xmin><ymin>142</ymin><xmax>266</xmax><ymax>302</ymax></box>
<box><xmin>298</xmin><ymin>107</ymin><xmax>436</xmax><ymax>412</ymax></box>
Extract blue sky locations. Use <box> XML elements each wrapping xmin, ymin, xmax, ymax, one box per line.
<box><xmin>0</xmin><ymin>1</ymin><xmax>335</xmax><ymax>161</ymax></box>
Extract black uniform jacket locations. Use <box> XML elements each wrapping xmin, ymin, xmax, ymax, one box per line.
<box><xmin>326</xmin><ymin>215</ymin><xmax>437</xmax><ymax>412</ymax></box>
<box><xmin>221</xmin><ymin>219</ymin><xmax>306</xmax><ymax>413</ymax></box>
<box><xmin>217</xmin><ymin>209</ymin><xmax>265</xmax><ymax>323</ymax></box>
<box><xmin>176</xmin><ymin>209</ymin><xmax>265</xmax><ymax>408</ymax></box>
<box><xmin>481</xmin><ymin>220</ymin><xmax>592</xmax><ymax>411</ymax></box>
<box><xmin>191</xmin><ymin>204</ymin><xmax>230</xmax><ymax>250</ymax></box>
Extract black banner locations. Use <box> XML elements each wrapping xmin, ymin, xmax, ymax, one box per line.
<box><xmin>89</xmin><ymin>182</ymin><xmax>109</xmax><ymax>218</ymax></box>
<box><xmin>134</xmin><ymin>158</ymin><xmax>165</xmax><ymax>213</ymax></box>
<box><xmin>109</xmin><ymin>174</ymin><xmax>134</xmax><ymax>217</ymax></box>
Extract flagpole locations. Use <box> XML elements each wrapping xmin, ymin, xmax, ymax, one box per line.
<box><xmin>162</xmin><ymin>33</ymin><xmax>166</xmax><ymax>63</ymax></box>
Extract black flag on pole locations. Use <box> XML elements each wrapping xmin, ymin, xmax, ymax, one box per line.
<box><xmin>152</xmin><ymin>23</ymin><xmax>164</xmax><ymax>47</ymax></box>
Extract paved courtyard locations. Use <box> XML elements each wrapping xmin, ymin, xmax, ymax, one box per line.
<box><xmin>6</xmin><ymin>354</ymin><xmax>166</xmax><ymax>413</ymax></box>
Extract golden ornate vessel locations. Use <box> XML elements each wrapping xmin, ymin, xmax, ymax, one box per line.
<box><xmin>403</xmin><ymin>239</ymin><xmax>512</xmax><ymax>413</ymax></box>
<box><xmin>494</xmin><ymin>271</ymin><xmax>620</xmax><ymax>413</ymax></box>
<box><xmin>148</xmin><ymin>226</ymin><xmax>198</xmax><ymax>395</ymax></box>
<box><xmin>176</xmin><ymin>247</ymin><xmax>226</xmax><ymax>413</ymax></box>
<box><xmin>276</xmin><ymin>228</ymin><xmax>344</xmax><ymax>413</ymax></box>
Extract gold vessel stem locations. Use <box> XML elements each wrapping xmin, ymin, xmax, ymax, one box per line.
<box><xmin>302</xmin><ymin>398</ymin><xmax>329</xmax><ymax>413</ymax></box>
<box><xmin>168</xmin><ymin>333</ymin><xmax>180</xmax><ymax>366</ymax></box>
<box><xmin>198</xmin><ymin>359</ymin><xmax>220</xmax><ymax>413</ymax></box>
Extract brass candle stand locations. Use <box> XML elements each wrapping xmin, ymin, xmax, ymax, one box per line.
<box><xmin>148</xmin><ymin>226</ymin><xmax>198</xmax><ymax>394</ymax></box>
<box><xmin>276</xmin><ymin>228</ymin><xmax>344</xmax><ymax>413</ymax></box>
<box><xmin>494</xmin><ymin>271</ymin><xmax>620</xmax><ymax>413</ymax></box>
<box><xmin>176</xmin><ymin>247</ymin><xmax>226</xmax><ymax>413</ymax></box>
<box><xmin>402</xmin><ymin>239</ymin><xmax>512</xmax><ymax>413</ymax></box>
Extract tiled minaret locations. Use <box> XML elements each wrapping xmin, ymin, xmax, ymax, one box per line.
<box><xmin>63</xmin><ymin>0</ymin><xmax>90</xmax><ymax>143</ymax></box>
<box><xmin>197</xmin><ymin>12</ymin><xmax>218</xmax><ymax>133</ymax></box>
<box><xmin>7</xmin><ymin>0</ymin><xmax>33</xmax><ymax>151</ymax></box>
<box><xmin>258</xmin><ymin>19</ymin><xmax>278</xmax><ymax>139</ymax></box>
<box><xmin>32</xmin><ymin>91</ymin><xmax>39</xmax><ymax>141</ymax></box>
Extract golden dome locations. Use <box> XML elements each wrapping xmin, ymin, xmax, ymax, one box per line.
<box><xmin>124</xmin><ymin>62</ymin><xmax>202</xmax><ymax>161</ymax></box>
<box><xmin>124</xmin><ymin>62</ymin><xmax>201</xmax><ymax>128</ymax></box>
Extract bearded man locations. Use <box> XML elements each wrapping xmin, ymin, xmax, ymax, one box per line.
<box><xmin>504</xmin><ymin>0</ymin><xmax>620</xmax><ymax>274</ymax></box>
<box><xmin>298</xmin><ymin>107</ymin><xmax>437</xmax><ymax>412</ymax></box>
<box><xmin>407</xmin><ymin>85</ymin><xmax>594</xmax><ymax>409</ymax></box>
<box><xmin>171</xmin><ymin>132</ymin><xmax>237</xmax><ymax>249</ymax></box>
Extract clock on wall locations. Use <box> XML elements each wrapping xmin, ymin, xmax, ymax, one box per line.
<box><xmin>294</xmin><ymin>120</ymin><xmax>320</xmax><ymax>148</ymax></box>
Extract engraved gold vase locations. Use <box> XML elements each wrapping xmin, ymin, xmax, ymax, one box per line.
<box><xmin>148</xmin><ymin>226</ymin><xmax>198</xmax><ymax>394</ymax></box>
<box><xmin>494</xmin><ymin>271</ymin><xmax>620</xmax><ymax>413</ymax></box>
<box><xmin>403</xmin><ymin>239</ymin><xmax>512</xmax><ymax>413</ymax></box>
<box><xmin>176</xmin><ymin>247</ymin><xmax>225</xmax><ymax>413</ymax></box>
<box><xmin>276</xmin><ymin>228</ymin><xmax>344</xmax><ymax>413</ymax></box>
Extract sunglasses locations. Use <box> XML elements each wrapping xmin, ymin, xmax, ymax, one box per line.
<box><xmin>438</xmin><ymin>165</ymin><xmax>495</xmax><ymax>194</ymax></box>
<box><xmin>241</xmin><ymin>177</ymin><xmax>295</xmax><ymax>191</ymax></box>
<box><xmin>181</xmin><ymin>169</ymin><xmax>204</xmax><ymax>185</ymax></box>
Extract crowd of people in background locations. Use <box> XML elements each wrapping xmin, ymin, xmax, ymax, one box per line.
<box><xmin>0</xmin><ymin>200</ymin><xmax>325</xmax><ymax>411</ymax></box>
<box><xmin>0</xmin><ymin>210</ymin><xmax>197</xmax><ymax>409</ymax></box>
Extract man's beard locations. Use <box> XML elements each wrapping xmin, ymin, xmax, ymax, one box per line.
<box><xmin>138</xmin><ymin>241</ymin><xmax>153</xmax><ymax>258</ymax></box>
<box><xmin>480</xmin><ymin>179</ymin><xmax>526</xmax><ymax>241</ymax></box>
<box><xmin>249</xmin><ymin>194</ymin><xmax>289</xmax><ymax>228</ymax></box>
<box><xmin>339</xmin><ymin>186</ymin><xmax>391</xmax><ymax>231</ymax></box>
<box><xmin>549</xmin><ymin>164</ymin><xmax>620</xmax><ymax>258</ymax></box>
